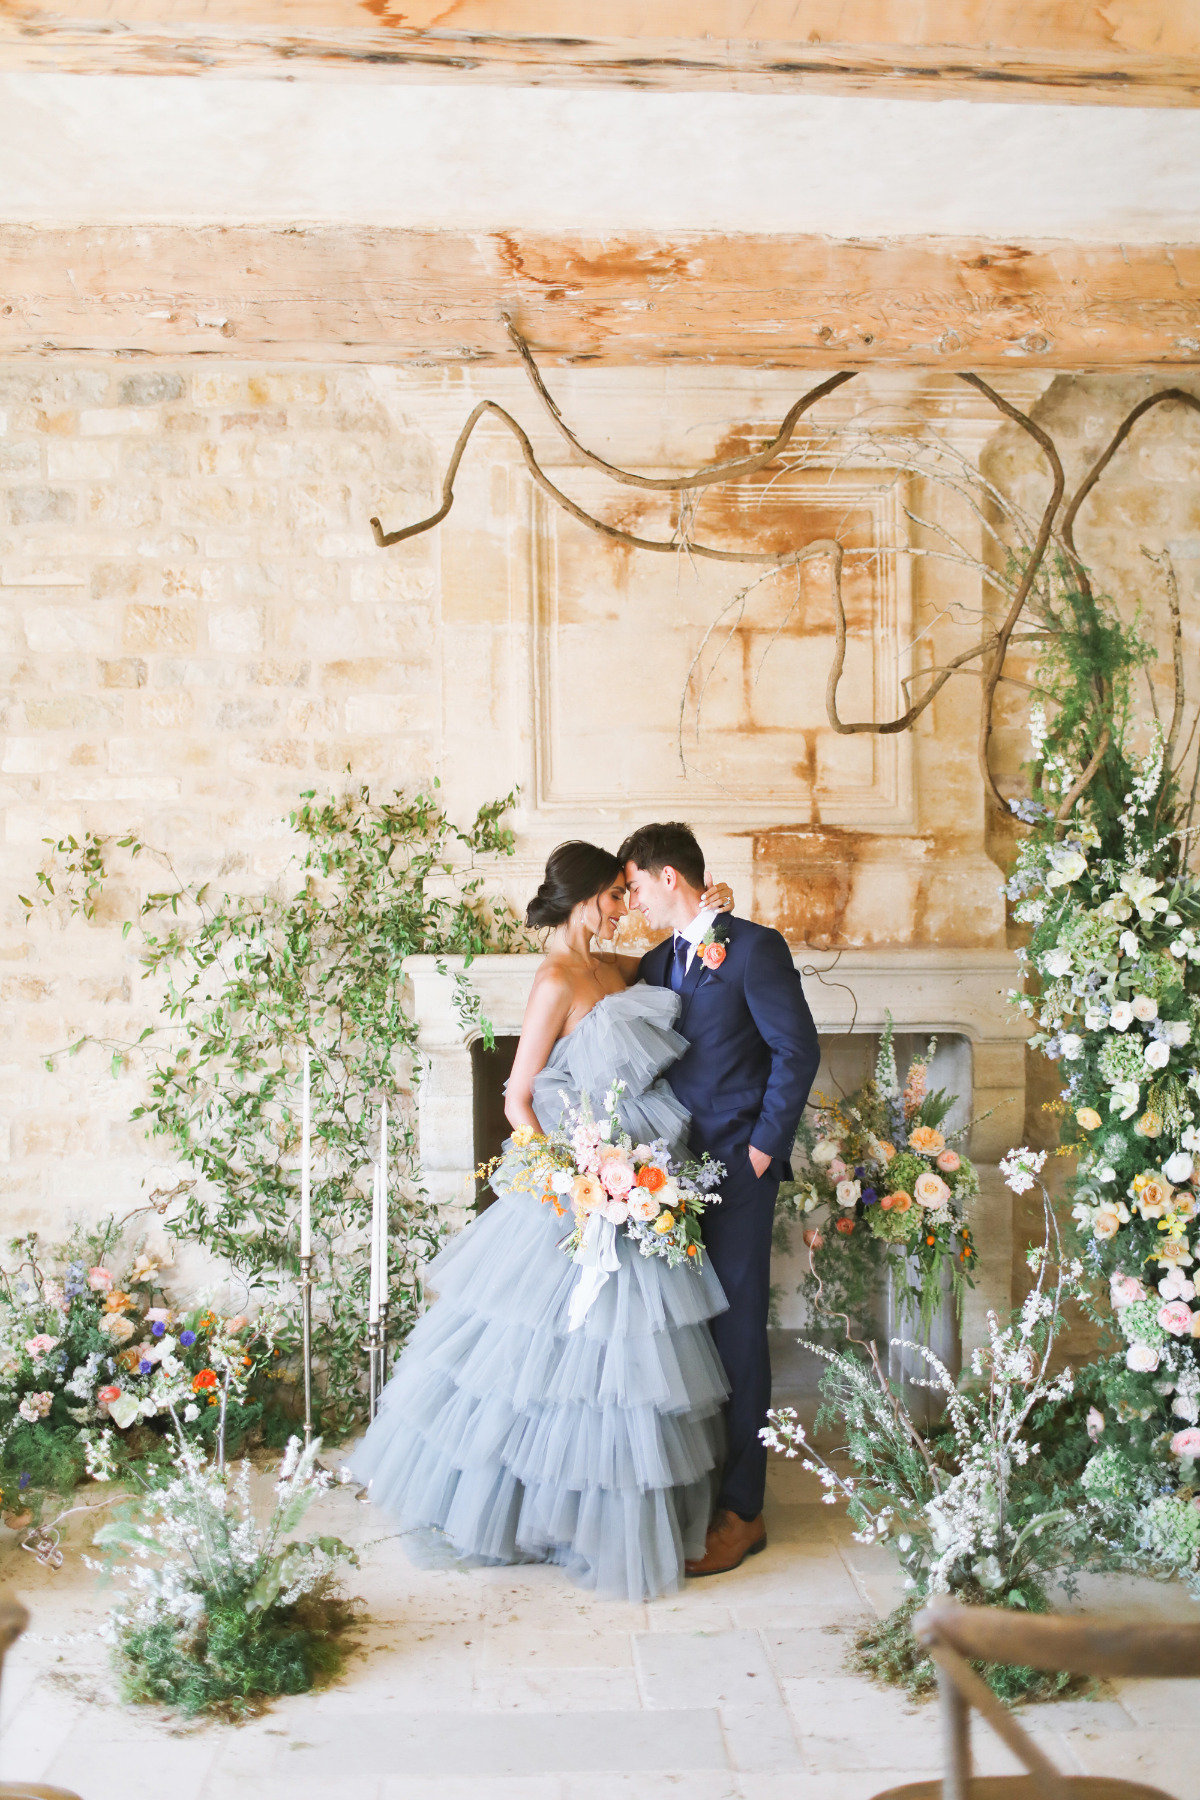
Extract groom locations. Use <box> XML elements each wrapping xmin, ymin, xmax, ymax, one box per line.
<box><xmin>619</xmin><ymin>822</ymin><xmax>820</xmax><ymax>1575</ymax></box>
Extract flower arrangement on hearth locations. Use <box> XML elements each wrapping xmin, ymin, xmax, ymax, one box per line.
<box><xmin>784</xmin><ymin>1017</ymin><xmax>979</xmax><ymax>1332</ymax></box>
<box><xmin>490</xmin><ymin>1083</ymin><xmax>724</xmax><ymax>1269</ymax></box>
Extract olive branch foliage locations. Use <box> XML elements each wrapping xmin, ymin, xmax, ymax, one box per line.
<box><xmin>34</xmin><ymin>784</ymin><xmax>527</xmax><ymax>1439</ymax></box>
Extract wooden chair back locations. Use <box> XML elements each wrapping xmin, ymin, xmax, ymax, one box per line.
<box><xmin>913</xmin><ymin>1601</ymin><xmax>1200</xmax><ymax>1800</ymax></box>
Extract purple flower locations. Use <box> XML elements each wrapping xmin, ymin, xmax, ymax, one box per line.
<box><xmin>180</xmin><ymin>1330</ymin><xmax>196</xmax><ymax>1347</ymax></box>
<box><xmin>861</xmin><ymin>1187</ymin><xmax>879</xmax><ymax>1207</ymax></box>
<box><xmin>151</xmin><ymin>1321</ymin><xmax>166</xmax><ymax>1337</ymax></box>
<box><xmin>18</xmin><ymin>1472</ymin><xmax>30</xmax><ymax>1490</ymax></box>
<box><xmin>138</xmin><ymin>1359</ymin><xmax>153</xmax><ymax>1374</ymax></box>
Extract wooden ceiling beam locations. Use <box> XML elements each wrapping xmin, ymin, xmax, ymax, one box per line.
<box><xmin>1</xmin><ymin>2</ymin><xmax>1199</xmax><ymax>106</ymax></box>
<box><xmin>2</xmin><ymin>226</ymin><xmax>1200</xmax><ymax>371</ymax></box>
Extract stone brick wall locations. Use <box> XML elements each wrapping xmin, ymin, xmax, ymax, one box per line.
<box><xmin>0</xmin><ymin>361</ymin><xmax>438</xmax><ymax>1238</ymax></box>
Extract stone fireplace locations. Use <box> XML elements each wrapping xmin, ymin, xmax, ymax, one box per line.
<box><xmin>404</xmin><ymin>946</ymin><xmax>1026</xmax><ymax>1347</ymax></box>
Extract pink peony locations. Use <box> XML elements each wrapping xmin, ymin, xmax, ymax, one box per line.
<box><xmin>87</xmin><ymin>1266</ymin><xmax>113</xmax><ymax>1292</ymax></box>
<box><xmin>599</xmin><ymin>1157</ymin><xmax>635</xmax><ymax>1198</ymax></box>
<box><xmin>628</xmin><ymin>1193</ymin><xmax>658</xmax><ymax>1223</ymax></box>
<box><xmin>1171</xmin><ymin>1427</ymin><xmax>1200</xmax><ymax>1458</ymax></box>
<box><xmin>1159</xmin><ymin>1301</ymin><xmax>1196</xmax><ymax>1337</ymax></box>
<box><xmin>24</xmin><ymin>1334</ymin><xmax>58</xmax><ymax>1358</ymax></box>
<box><xmin>828</xmin><ymin>1158</ymin><xmax>848</xmax><ymax>1180</ymax></box>
<box><xmin>600</xmin><ymin>1197</ymin><xmax>630</xmax><ymax>1225</ymax></box>
<box><xmin>936</xmin><ymin>1150</ymin><xmax>961</xmax><ymax>1174</ymax></box>
<box><xmin>1110</xmin><ymin>1274</ymin><xmax>1147</xmax><ymax>1308</ymax></box>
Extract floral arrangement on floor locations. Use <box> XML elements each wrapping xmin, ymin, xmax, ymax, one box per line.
<box><xmin>1003</xmin><ymin>576</ymin><xmax>1200</xmax><ymax>1577</ymax></box>
<box><xmin>92</xmin><ymin>1429</ymin><xmax>357</xmax><ymax>1718</ymax></box>
<box><xmin>0</xmin><ymin>1215</ymin><xmax>279</xmax><ymax>1522</ymax></box>
<box><xmin>762</xmin><ymin>1191</ymin><xmax>1109</xmax><ymax>1701</ymax></box>
<box><xmin>782</xmin><ymin>1018</ymin><xmax>979</xmax><ymax>1338</ymax></box>
<box><xmin>496</xmin><ymin>1083</ymin><xmax>724</xmax><ymax>1269</ymax></box>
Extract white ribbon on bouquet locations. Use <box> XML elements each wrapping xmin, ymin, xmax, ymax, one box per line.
<box><xmin>566</xmin><ymin>1209</ymin><xmax>622</xmax><ymax>1331</ymax></box>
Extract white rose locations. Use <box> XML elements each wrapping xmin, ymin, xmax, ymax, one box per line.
<box><xmin>1041</xmin><ymin>948</ymin><xmax>1073</xmax><ymax>979</ymax></box>
<box><xmin>1132</xmin><ymin>994</ymin><xmax>1159</xmax><ymax>1022</ymax></box>
<box><xmin>656</xmin><ymin>1182</ymin><xmax>680</xmax><ymax>1212</ymax></box>
<box><xmin>1084</xmin><ymin>1008</ymin><xmax>1109</xmax><ymax>1031</ymax></box>
<box><xmin>183</xmin><ymin>1402</ymin><xmax>201</xmax><ymax>1423</ymax></box>
<box><xmin>1167</xmin><ymin>1020</ymin><xmax>1191</xmax><ymax>1047</ymax></box>
<box><xmin>1119</xmin><ymin>930</ymin><xmax>1141</xmax><ymax>958</ymax></box>
<box><xmin>835</xmin><ymin>1179</ymin><xmax>861</xmax><ymax>1208</ymax></box>
<box><xmin>1109</xmin><ymin>1002</ymin><xmax>1134</xmax><ymax>1031</ymax></box>
<box><xmin>1059</xmin><ymin>1033</ymin><xmax>1084</xmax><ymax>1061</ymax></box>
<box><xmin>1164</xmin><ymin>1152</ymin><xmax>1196</xmax><ymax>1185</ymax></box>
<box><xmin>107</xmin><ymin>1393</ymin><xmax>141</xmax><ymax>1430</ymax></box>
<box><xmin>1125</xmin><ymin>1342</ymin><xmax>1161</xmax><ymax>1373</ymax></box>
<box><xmin>550</xmin><ymin>1170</ymin><xmax>574</xmax><ymax>1195</ymax></box>
<box><xmin>811</xmin><ymin>1140</ymin><xmax>841</xmax><ymax>1165</ymax></box>
<box><xmin>1144</xmin><ymin>1041</ymin><xmax>1171</xmax><ymax>1070</ymax></box>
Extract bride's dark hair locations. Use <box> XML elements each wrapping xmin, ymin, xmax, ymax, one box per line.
<box><xmin>526</xmin><ymin>840</ymin><xmax>622</xmax><ymax>929</ymax></box>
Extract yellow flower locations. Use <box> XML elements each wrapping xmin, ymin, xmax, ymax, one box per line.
<box><xmin>511</xmin><ymin>1124</ymin><xmax>537</xmax><ymax>1148</ymax></box>
<box><xmin>1075</xmin><ymin>1107</ymin><xmax>1102</xmax><ymax>1132</ymax></box>
<box><xmin>653</xmin><ymin>1211</ymin><xmax>676</xmax><ymax>1234</ymax></box>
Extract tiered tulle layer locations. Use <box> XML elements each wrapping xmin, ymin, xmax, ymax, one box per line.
<box><xmin>350</xmin><ymin>1186</ymin><xmax>729</xmax><ymax>1600</ymax></box>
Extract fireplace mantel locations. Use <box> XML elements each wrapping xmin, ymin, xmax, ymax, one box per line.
<box><xmin>403</xmin><ymin>947</ymin><xmax>1028</xmax><ymax>1219</ymax></box>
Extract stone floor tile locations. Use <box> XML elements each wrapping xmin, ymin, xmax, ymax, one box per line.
<box><xmin>561</xmin><ymin>1773</ymin><xmax>739</xmax><ymax>1800</ymax></box>
<box><xmin>780</xmin><ymin>1672</ymin><xmax>922</xmax><ymax>1731</ymax></box>
<box><xmin>285</xmin><ymin>1708</ymin><xmax>728</xmax><ymax>1777</ymax></box>
<box><xmin>1111</xmin><ymin>1675</ymin><xmax>1200</xmax><ymax>1729</ymax></box>
<box><xmin>718</xmin><ymin>1699</ymin><xmax>807</xmax><ymax>1772</ymax></box>
<box><xmin>767</xmin><ymin>1633</ymin><xmax>876</xmax><ymax>1682</ymax></box>
<box><xmin>204</xmin><ymin>1778</ymin><xmax>384</xmax><ymax>1800</ymax></box>
<box><xmin>1059</xmin><ymin>1726</ymin><xmax>1200</xmax><ymax>1796</ymax></box>
<box><xmin>644</xmin><ymin>1599</ymin><xmax>736</xmax><ymax>1633</ymax></box>
<box><xmin>379</xmin><ymin>1777</ymin><xmax>563</xmax><ymax>1800</ymax></box>
<box><xmin>476</xmin><ymin>1669</ymin><xmax>643</xmax><ymax>1711</ymax></box>
<box><xmin>41</xmin><ymin>1730</ymin><xmax>223</xmax><ymax>1800</ymax></box>
<box><xmin>634</xmin><ymin>1629</ymin><xmax>775</xmax><ymax>1709</ymax></box>
<box><xmin>731</xmin><ymin>1603</ymin><xmax>870</xmax><ymax>1632</ymax></box>
<box><xmin>798</xmin><ymin>1720</ymin><xmax>941</xmax><ymax>1774</ymax></box>
<box><xmin>481</xmin><ymin>1628</ymin><xmax>633</xmax><ymax>1669</ymax></box>
<box><xmin>736</xmin><ymin>1774</ymin><xmax>918</xmax><ymax>1800</ymax></box>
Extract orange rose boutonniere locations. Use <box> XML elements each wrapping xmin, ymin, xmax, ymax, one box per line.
<box><xmin>697</xmin><ymin>915</ymin><xmax>730</xmax><ymax>971</ymax></box>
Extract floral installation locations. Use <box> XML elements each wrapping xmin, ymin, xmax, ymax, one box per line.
<box><xmin>0</xmin><ymin>1216</ymin><xmax>279</xmax><ymax>1519</ymax></box>
<box><xmin>782</xmin><ymin>1016</ymin><xmax>979</xmax><ymax>1335</ymax></box>
<box><xmin>92</xmin><ymin>1423</ymin><xmax>357</xmax><ymax>1717</ymax></box>
<box><xmin>761</xmin><ymin>1192</ymin><xmax>1122</xmax><ymax>1700</ymax></box>
<box><xmin>494</xmin><ymin>1083</ymin><xmax>724</xmax><ymax>1268</ymax></box>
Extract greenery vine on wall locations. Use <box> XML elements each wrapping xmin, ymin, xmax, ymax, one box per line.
<box><xmin>32</xmin><ymin>784</ymin><xmax>527</xmax><ymax>1439</ymax></box>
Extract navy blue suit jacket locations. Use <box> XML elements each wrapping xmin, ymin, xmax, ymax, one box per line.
<box><xmin>639</xmin><ymin>915</ymin><xmax>820</xmax><ymax>1175</ymax></box>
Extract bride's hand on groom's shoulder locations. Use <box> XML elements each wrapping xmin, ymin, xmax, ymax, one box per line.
<box><xmin>702</xmin><ymin>875</ymin><xmax>734</xmax><ymax>914</ymax></box>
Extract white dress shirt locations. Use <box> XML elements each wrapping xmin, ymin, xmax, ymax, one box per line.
<box><xmin>673</xmin><ymin>906</ymin><xmax>718</xmax><ymax>976</ymax></box>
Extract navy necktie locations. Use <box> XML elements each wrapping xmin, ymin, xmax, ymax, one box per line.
<box><xmin>669</xmin><ymin>934</ymin><xmax>689</xmax><ymax>993</ymax></box>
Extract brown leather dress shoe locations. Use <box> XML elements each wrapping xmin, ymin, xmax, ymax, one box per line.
<box><xmin>684</xmin><ymin>1508</ymin><xmax>767</xmax><ymax>1577</ymax></box>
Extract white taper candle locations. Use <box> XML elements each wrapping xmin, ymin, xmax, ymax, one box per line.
<box><xmin>300</xmin><ymin>1047</ymin><xmax>312</xmax><ymax>1259</ymax></box>
<box><xmin>368</xmin><ymin>1156</ymin><xmax>381</xmax><ymax>1325</ymax></box>
<box><xmin>378</xmin><ymin>1098</ymin><xmax>388</xmax><ymax>1302</ymax></box>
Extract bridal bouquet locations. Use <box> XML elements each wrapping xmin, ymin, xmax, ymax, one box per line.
<box><xmin>499</xmin><ymin>1083</ymin><xmax>724</xmax><ymax>1270</ymax></box>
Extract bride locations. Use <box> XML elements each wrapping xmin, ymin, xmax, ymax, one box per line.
<box><xmin>350</xmin><ymin>841</ymin><xmax>734</xmax><ymax>1601</ymax></box>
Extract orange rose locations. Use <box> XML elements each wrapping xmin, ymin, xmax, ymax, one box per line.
<box><xmin>192</xmin><ymin>1368</ymin><xmax>218</xmax><ymax>1392</ymax></box>
<box><xmin>877</xmin><ymin>1141</ymin><xmax>896</xmax><ymax>1162</ymax></box>
<box><xmin>635</xmin><ymin>1165</ymin><xmax>666</xmax><ymax>1193</ymax></box>
<box><xmin>908</xmin><ymin>1126</ymin><xmax>945</xmax><ymax>1155</ymax></box>
<box><xmin>881</xmin><ymin>1190</ymin><xmax>913</xmax><ymax>1213</ymax></box>
<box><xmin>835</xmin><ymin>1218</ymin><xmax>855</xmax><ymax>1235</ymax></box>
<box><xmin>701</xmin><ymin>942</ymin><xmax>726</xmax><ymax>970</ymax></box>
<box><xmin>104</xmin><ymin>1290</ymin><xmax>134</xmax><ymax>1313</ymax></box>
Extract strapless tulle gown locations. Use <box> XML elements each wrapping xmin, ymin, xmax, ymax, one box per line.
<box><xmin>349</xmin><ymin>985</ymin><xmax>729</xmax><ymax>1601</ymax></box>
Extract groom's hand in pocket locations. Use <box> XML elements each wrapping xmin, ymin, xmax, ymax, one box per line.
<box><xmin>748</xmin><ymin>1145</ymin><xmax>772</xmax><ymax>1179</ymax></box>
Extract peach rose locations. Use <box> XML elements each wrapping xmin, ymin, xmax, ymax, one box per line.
<box><xmin>908</xmin><ymin>1126</ymin><xmax>945</xmax><ymax>1155</ymax></box>
<box><xmin>1136</xmin><ymin>1176</ymin><xmax>1173</xmax><ymax>1219</ymax></box>
<box><xmin>87</xmin><ymin>1266</ymin><xmax>113</xmax><ymax>1292</ymax></box>
<box><xmin>628</xmin><ymin>1193</ymin><xmax>659</xmax><ymax>1223</ymax></box>
<box><xmin>102</xmin><ymin>1313</ymin><xmax>136</xmax><ymax>1344</ymax></box>
<box><xmin>1075</xmin><ymin>1107</ymin><xmax>1103</xmax><ymax>1132</ymax></box>
<box><xmin>881</xmin><ymin>1191</ymin><xmax>913</xmax><ymax>1213</ymax></box>
<box><xmin>701</xmin><ymin>942</ymin><xmax>726</xmax><ymax>970</ymax></box>
<box><xmin>1135</xmin><ymin>1111</ymin><xmax>1163</xmax><ymax>1139</ymax></box>
<box><xmin>600</xmin><ymin>1197</ymin><xmax>630</xmax><ymax>1225</ymax></box>
<box><xmin>936</xmin><ymin>1150</ymin><xmax>961</xmax><ymax>1173</ymax></box>
<box><xmin>1093</xmin><ymin>1208</ymin><xmax>1122</xmax><ymax>1241</ymax></box>
<box><xmin>802</xmin><ymin>1227</ymin><xmax>824</xmax><ymax>1250</ymax></box>
<box><xmin>876</xmin><ymin>1141</ymin><xmax>896</xmax><ymax>1162</ymax></box>
<box><xmin>914</xmin><ymin>1172</ymin><xmax>951</xmax><ymax>1210</ymax></box>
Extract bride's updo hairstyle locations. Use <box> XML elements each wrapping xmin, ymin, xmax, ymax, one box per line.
<box><xmin>526</xmin><ymin>840</ymin><xmax>621</xmax><ymax>929</ymax></box>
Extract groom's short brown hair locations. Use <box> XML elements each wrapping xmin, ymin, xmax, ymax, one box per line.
<box><xmin>618</xmin><ymin>822</ymin><xmax>705</xmax><ymax>890</ymax></box>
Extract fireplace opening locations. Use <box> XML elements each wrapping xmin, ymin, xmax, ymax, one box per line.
<box><xmin>471</xmin><ymin>1035</ymin><xmax>520</xmax><ymax>1211</ymax></box>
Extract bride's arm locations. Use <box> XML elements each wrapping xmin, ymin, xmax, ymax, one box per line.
<box><xmin>600</xmin><ymin>875</ymin><xmax>736</xmax><ymax>983</ymax></box>
<box><xmin>504</xmin><ymin>970</ymin><xmax>574</xmax><ymax>1134</ymax></box>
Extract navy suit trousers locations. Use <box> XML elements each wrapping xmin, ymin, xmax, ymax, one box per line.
<box><xmin>701</xmin><ymin>1149</ymin><xmax>779</xmax><ymax>1520</ymax></box>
